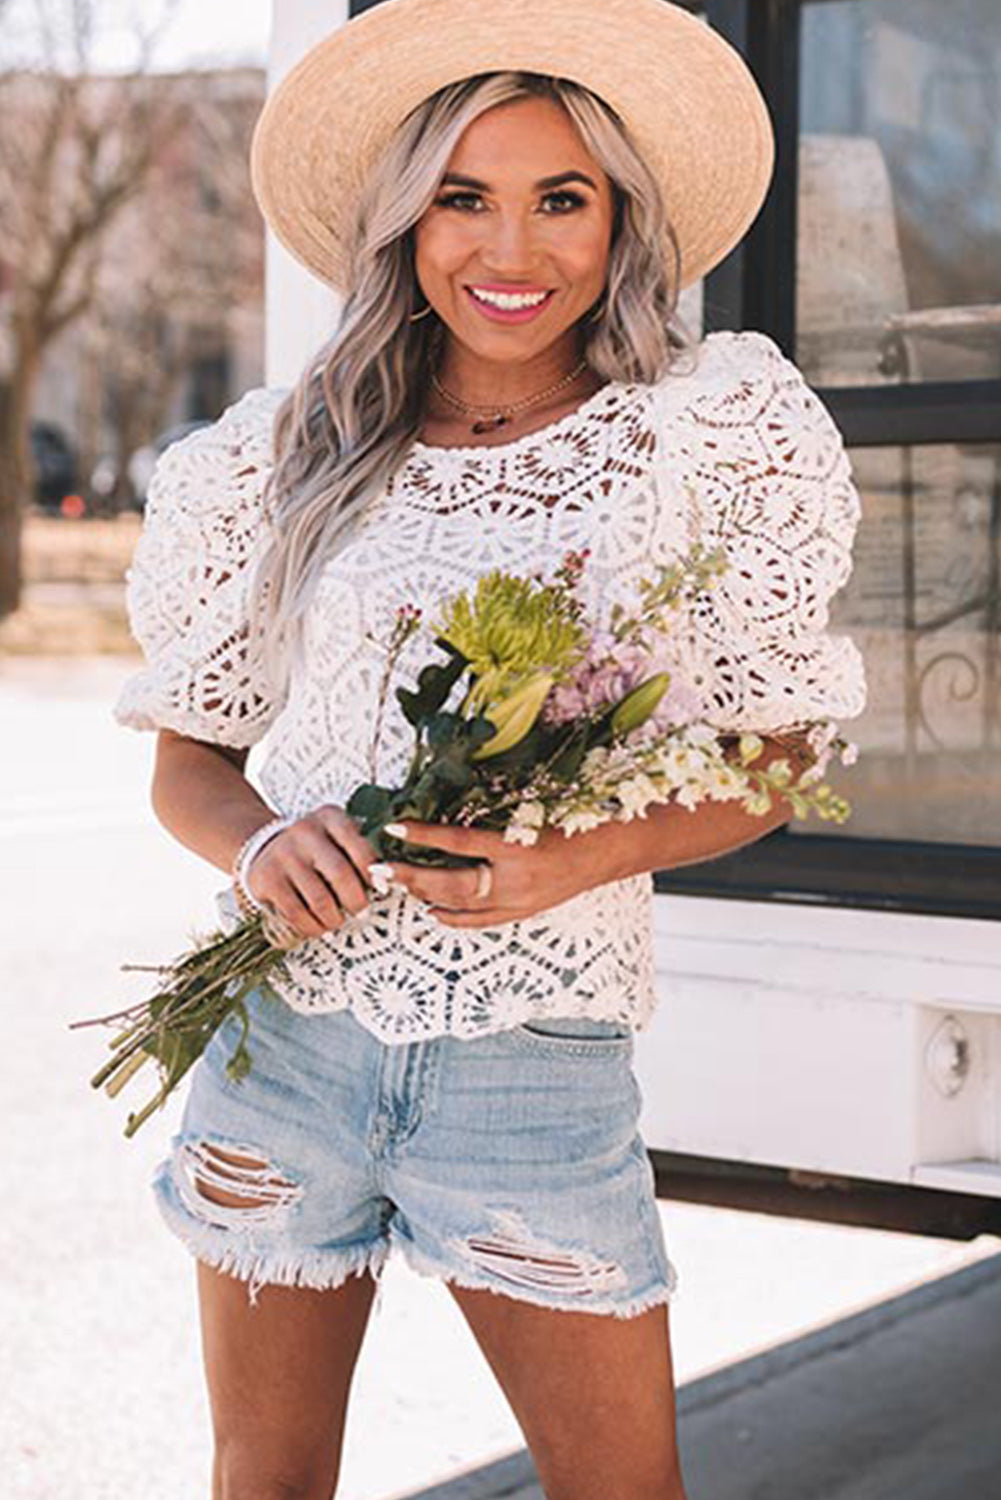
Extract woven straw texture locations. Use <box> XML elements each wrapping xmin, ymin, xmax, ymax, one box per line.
<box><xmin>250</xmin><ymin>0</ymin><xmax>775</xmax><ymax>292</ymax></box>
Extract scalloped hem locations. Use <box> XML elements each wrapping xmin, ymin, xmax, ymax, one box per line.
<box><xmin>397</xmin><ymin>1238</ymin><xmax>681</xmax><ymax>1319</ymax></box>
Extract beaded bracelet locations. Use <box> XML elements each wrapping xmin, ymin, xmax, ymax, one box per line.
<box><xmin>231</xmin><ymin>815</ymin><xmax>294</xmax><ymax>915</ymax></box>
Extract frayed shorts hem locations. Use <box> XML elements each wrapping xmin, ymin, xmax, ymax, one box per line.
<box><xmin>154</xmin><ymin>1180</ymin><xmax>392</xmax><ymax>1307</ymax></box>
<box><xmin>398</xmin><ymin>1238</ymin><xmax>680</xmax><ymax>1320</ymax></box>
<box><xmin>155</xmin><ymin>1176</ymin><xmax>680</xmax><ymax>1320</ymax></box>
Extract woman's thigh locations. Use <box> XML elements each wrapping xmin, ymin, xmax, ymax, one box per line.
<box><xmin>152</xmin><ymin>992</ymin><xmax>395</xmax><ymax>1495</ymax></box>
<box><xmin>449</xmin><ymin>1286</ymin><xmax>687</xmax><ymax>1500</ymax></box>
<box><xmin>382</xmin><ymin>1014</ymin><xmax>685</xmax><ymax>1496</ymax></box>
<box><xmin>197</xmin><ymin>1261</ymin><xmax>378</xmax><ymax>1500</ymax></box>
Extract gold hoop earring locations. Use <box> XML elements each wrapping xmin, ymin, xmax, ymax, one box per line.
<box><xmin>409</xmin><ymin>302</ymin><xmax>433</xmax><ymax>322</ymax></box>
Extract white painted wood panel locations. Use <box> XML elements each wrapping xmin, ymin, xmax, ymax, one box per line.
<box><xmin>636</xmin><ymin>896</ymin><xmax>1001</xmax><ymax>1195</ymax></box>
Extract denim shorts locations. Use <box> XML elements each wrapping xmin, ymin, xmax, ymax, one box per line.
<box><xmin>152</xmin><ymin>985</ymin><xmax>680</xmax><ymax>1318</ymax></box>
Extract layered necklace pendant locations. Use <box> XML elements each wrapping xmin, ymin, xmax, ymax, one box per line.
<box><xmin>430</xmin><ymin>358</ymin><xmax>589</xmax><ymax>437</ymax></box>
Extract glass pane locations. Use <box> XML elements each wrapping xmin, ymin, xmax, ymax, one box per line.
<box><xmin>792</xmin><ymin>441</ymin><xmax>1001</xmax><ymax>843</ymax></box>
<box><xmin>797</xmin><ymin>0</ymin><xmax>1001</xmax><ymax>386</ymax></box>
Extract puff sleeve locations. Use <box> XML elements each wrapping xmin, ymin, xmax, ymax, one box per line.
<box><xmin>653</xmin><ymin>329</ymin><xmax>867</xmax><ymax>733</ymax></box>
<box><xmin>112</xmin><ymin>386</ymin><xmax>290</xmax><ymax>749</ymax></box>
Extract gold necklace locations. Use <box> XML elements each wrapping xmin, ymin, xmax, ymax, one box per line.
<box><xmin>430</xmin><ymin>358</ymin><xmax>590</xmax><ymax>434</ymax></box>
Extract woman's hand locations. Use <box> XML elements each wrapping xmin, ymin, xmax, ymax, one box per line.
<box><xmin>378</xmin><ymin>818</ymin><xmax>625</xmax><ymax>928</ymax></box>
<box><xmin>244</xmin><ymin>805</ymin><xmax>380</xmax><ymax>940</ymax></box>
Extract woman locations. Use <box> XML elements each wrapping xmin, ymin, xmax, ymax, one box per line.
<box><xmin>114</xmin><ymin>2</ymin><xmax>866</xmax><ymax>1496</ymax></box>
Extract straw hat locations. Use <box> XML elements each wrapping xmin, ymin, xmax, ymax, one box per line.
<box><xmin>250</xmin><ymin>0</ymin><xmax>775</xmax><ymax>295</ymax></box>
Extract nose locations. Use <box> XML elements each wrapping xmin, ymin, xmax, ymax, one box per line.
<box><xmin>479</xmin><ymin>207</ymin><xmax>540</xmax><ymax>275</ymax></box>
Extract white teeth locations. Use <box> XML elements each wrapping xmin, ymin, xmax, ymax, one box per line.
<box><xmin>469</xmin><ymin>287</ymin><xmax>550</xmax><ymax>310</ymax></box>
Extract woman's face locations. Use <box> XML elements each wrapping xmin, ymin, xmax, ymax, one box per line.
<box><xmin>413</xmin><ymin>95</ymin><xmax>616</xmax><ymax>368</ymax></box>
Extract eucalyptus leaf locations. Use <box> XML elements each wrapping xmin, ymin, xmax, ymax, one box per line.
<box><xmin>548</xmin><ymin>728</ymin><xmax>591</xmax><ymax>780</ymax></box>
<box><xmin>425</xmin><ymin>711</ymin><xmax>464</xmax><ymax>747</ymax></box>
<box><xmin>468</xmin><ymin>714</ymin><xmax>498</xmax><ymax>747</ymax></box>
<box><xmin>430</xmin><ymin>755</ymin><xmax>473</xmax><ymax>789</ymax></box>
<box><xmin>345</xmin><ymin>783</ymin><xmax>393</xmax><ymax>828</ymax></box>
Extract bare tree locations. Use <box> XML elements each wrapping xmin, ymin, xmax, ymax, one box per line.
<box><xmin>79</xmin><ymin>72</ymin><xmax>265</xmax><ymax>508</ymax></box>
<box><xmin>0</xmin><ymin>0</ymin><xmax>188</xmax><ymax>616</ymax></box>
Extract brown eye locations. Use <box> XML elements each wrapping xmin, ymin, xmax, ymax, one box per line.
<box><xmin>435</xmin><ymin>191</ymin><xmax>483</xmax><ymax>211</ymax></box>
<box><xmin>541</xmin><ymin>190</ymin><xmax>586</xmax><ymax>213</ymax></box>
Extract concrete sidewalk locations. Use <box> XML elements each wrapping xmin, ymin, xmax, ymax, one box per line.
<box><xmin>397</xmin><ymin>1252</ymin><xmax>1001</xmax><ymax>1500</ymax></box>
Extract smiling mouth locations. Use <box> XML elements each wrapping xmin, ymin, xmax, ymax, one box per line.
<box><xmin>467</xmin><ymin>285</ymin><xmax>553</xmax><ymax>307</ymax></box>
<box><xmin>464</xmin><ymin>286</ymin><xmax>557</xmax><ymax>320</ymax></box>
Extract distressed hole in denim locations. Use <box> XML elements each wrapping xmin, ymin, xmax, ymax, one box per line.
<box><xmin>175</xmin><ymin>1139</ymin><xmax>303</xmax><ymax>1231</ymax></box>
<box><xmin>456</xmin><ymin>1208</ymin><xmax>629</xmax><ymax>1298</ymax></box>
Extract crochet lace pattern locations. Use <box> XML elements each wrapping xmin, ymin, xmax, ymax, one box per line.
<box><xmin>115</xmin><ymin>330</ymin><xmax>866</xmax><ymax>1042</ymax></box>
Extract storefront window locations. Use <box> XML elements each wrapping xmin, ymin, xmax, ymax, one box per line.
<box><xmin>797</xmin><ymin>0</ymin><xmax>1001</xmax><ymax>387</ymax></box>
<box><xmin>792</xmin><ymin>440</ymin><xmax>1001</xmax><ymax>844</ymax></box>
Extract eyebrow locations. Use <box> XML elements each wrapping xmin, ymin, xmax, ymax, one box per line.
<box><xmin>440</xmin><ymin>170</ymin><xmax>599</xmax><ymax>192</ymax></box>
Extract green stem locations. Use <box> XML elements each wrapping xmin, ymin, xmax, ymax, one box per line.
<box><xmin>123</xmin><ymin>1082</ymin><xmax>173</xmax><ymax>1138</ymax></box>
<box><xmin>103</xmin><ymin>1047</ymin><xmax>151</xmax><ymax>1098</ymax></box>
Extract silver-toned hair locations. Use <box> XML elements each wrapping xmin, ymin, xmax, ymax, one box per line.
<box><xmin>248</xmin><ymin>70</ymin><xmax>698</xmax><ymax>693</ymax></box>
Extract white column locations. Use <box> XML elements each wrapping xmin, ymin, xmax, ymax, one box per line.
<box><xmin>262</xmin><ymin>0</ymin><xmax>351</xmax><ymax>388</ymax></box>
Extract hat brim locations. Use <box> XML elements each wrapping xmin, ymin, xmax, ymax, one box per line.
<box><xmin>250</xmin><ymin>0</ymin><xmax>775</xmax><ymax>295</ymax></box>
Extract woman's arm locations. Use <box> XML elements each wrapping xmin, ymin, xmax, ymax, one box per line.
<box><xmin>381</xmin><ymin>731</ymin><xmax>821</xmax><ymax>927</ymax></box>
<box><xmin>149</xmin><ymin>729</ymin><xmax>379</xmax><ymax>937</ymax></box>
<box><xmin>150</xmin><ymin>729</ymin><xmax>272</xmax><ymax>874</ymax></box>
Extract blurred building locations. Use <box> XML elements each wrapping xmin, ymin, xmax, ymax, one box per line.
<box><xmin>0</xmin><ymin>64</ymin><xmax>267</xmax><ymax>504</ymax></box>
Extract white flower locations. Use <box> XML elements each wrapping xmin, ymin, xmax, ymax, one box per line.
<box><xmin>807</xmin><ymin>720</ymin><xmax>839</xmax><ymax>756</ymax></box>
<box><xmin>797</xmin><ymin>760</ymin><xmax>825</xmax><ymax>786</ymax></box>
<box><xmin>556</xmin><ymin>807</ymin><xmax>607</xmax><ymax>837</ymax></box>
<box><xmin>683</xmin><ymin>722</ymin><xmax>719</xmax><ymax>748</ymax></box>
<box><xmin>616</xmin><ymin>772</ymin><xmax>661</xmax><ymax>820</ymax></box>
<box><xmin>705</xmin><ymin>765</ymin><xmax>745</xmax><ymax>798</ymax></box>
<box><xmin>840</xmin><ymin>740</ymin><xmax>859</xmax><ymax>767</ymax></box>
<box><xmin>767</xmin><ymin>757</ymin><xmax>792</xmax><ymax>786</ymax></box>
<box><xmin>675</xmin><ymin>783</ymin><xmax>703</xmax><ymax>811</ymax></box>
<box><xmin>507</xmin><ymin>798</ymin><xmax>546</xmax><ymax>830</ymax></box>
<box><xmin>651</xmin><ymin>745</ymin><xmax>695</xmax><ymax>779</ymax></box>
<box><xmin>503</xmin><ymin>823</ymin><xmax>540</xmax><ymax>846</ymax></box>
<box><xmin>580</xmin><ymin>746</ymin><xmax>610</xmax><ymax>776</ymax></box>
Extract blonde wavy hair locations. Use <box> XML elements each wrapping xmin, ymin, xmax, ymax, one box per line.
<box><xmin>249</xmin><ymin>69</ymin><xmax>697</xmax><ymax>692</ymax></box>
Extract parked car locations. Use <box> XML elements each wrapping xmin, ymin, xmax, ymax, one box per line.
<box><xmin>29</xmin><ymin>421</ymin><xmax>80</xmax><ymax>513</ymax></box>
<box><xmin>128</xmin><ymin>419</ymin><xmax>213</xmax><ymax>512</ymax></box>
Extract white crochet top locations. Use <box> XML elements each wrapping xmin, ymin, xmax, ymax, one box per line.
<box><xmin>114</xmin><ymin>330</ymin><xmax>866</xmax><ymax>1043</ymax></box>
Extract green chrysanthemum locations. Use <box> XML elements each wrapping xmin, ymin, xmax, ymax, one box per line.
<box><xmin>435</xmin><ymin>570</ymin><xmax>588</xmax><ymax>711</ymax></box>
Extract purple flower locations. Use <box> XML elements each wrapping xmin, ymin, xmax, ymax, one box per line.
<box><xmin>541</xmin><ymin>631</ymin><xmax>701</xmax><ymax>730</ymax></box>
<box><xmin>648</xmin><ymin>675</ymin><xmax>702</xmax><ymax>729</ymax></box>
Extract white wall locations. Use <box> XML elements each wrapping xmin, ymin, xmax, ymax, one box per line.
<box><xmin>262</xmin><ymin>0</ymin><xmax>349</xmax><ymax>389</ymax></box>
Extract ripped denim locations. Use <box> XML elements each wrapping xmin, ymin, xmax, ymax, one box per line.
<box><xmin>153</xmin><ymin>987</ymin><xmax>680</xmax><ymax>1316</ymax></box>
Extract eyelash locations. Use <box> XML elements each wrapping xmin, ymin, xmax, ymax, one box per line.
<box><xmin>434</xmin><ymin>189</ymin><xmax>587</xmax><ymax>214</ymax></box>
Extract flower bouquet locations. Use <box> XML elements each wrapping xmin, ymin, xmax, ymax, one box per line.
<box><xmin>74</xmin><ymin>540</ymin><xmax>857</xmax><ymax>1135</ymax></box>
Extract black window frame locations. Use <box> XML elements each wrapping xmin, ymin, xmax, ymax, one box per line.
<box><xmin>670</xmin><ymin>0</ymin><xmax>1001</xmax><ymax>921</ymax></box>
<box><xmin>349</xmin><ymin>0</ymin><xmax>1001</xmax><ymax>920</ymax></box>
